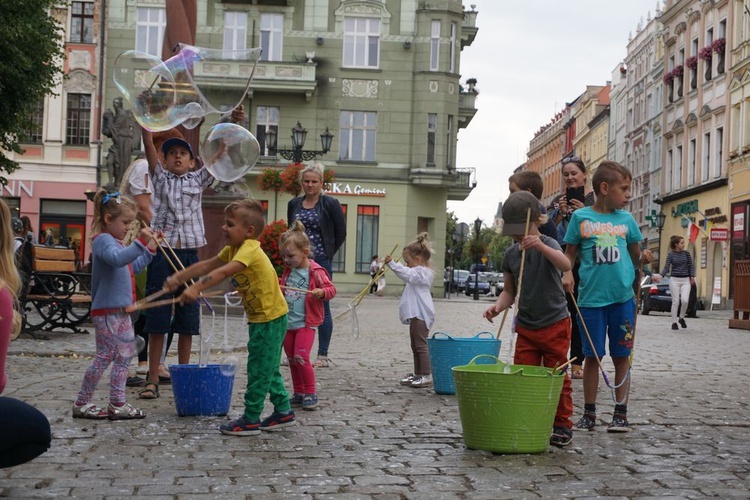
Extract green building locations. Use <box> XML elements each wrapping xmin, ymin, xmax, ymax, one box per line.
<box><xmin>105</xmin><ymin>0</ymin><xmax>479</xmax><ymax>294</ymax></box>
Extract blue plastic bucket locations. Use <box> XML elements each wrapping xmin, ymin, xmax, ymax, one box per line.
<box><xmin>427</xmin><ymin>331</ymin><xmax>501</xmax><ymax>395</ymax></box>
<box><xmin>169</xmin><ymin>364</ymin><xmax>235</xmax><ymax>417</ymax></box>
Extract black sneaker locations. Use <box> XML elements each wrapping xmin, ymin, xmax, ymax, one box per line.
<box><xmin>260</xmin><ymin>411</ymin><xmax>296</xmax><ymax>431</ymax></box>
<box><xmin>219</xmin><ymin>416</ymin><xmax>261</xmax><ymax>436</ymax></box>
<box><xmin>550</xmin><ymin>426</ymin><xmax>573</xmax><ymax>447</ymax></box>
<box><xmin>289</xmin><ymin>393</ymin><xmax>304</xmax><ymax>408</ymax></box>
<box><xmin>672</xmin><ymin>323</ymin><xmax>679</xmax><ymax>330</ymax></box>
<box><xmin>679</xmin><ymin>318</ymin><xmax>687</xmax><ymax>328</ymax></box>
<box><xmin>574</xmin><ymin>412</ymin><xmax>597</xmax><ymax>431</ymax></box>
<box><xmin>302</xmin><ymin>394</ymin><xmax>319</xmax><ymax>411</ymax></box>
<box><xmin>607</xmin><ymin>412</ymin><xmax>631</xmax><ymax>433</ymax></box>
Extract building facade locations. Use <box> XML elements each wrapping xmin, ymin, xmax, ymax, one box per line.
<box><xmin>104</xmin><ymin>0</ymin><xmax>479</xmax><ymax>294</ymax></box>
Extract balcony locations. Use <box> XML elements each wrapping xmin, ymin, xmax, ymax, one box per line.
<box><xmin>458</xmin><ymin>91</ymin><xmax>478</xmax><ymax>128</ymax></box>
<box><xmin>448</xmin><ymin>168</ymin><xmax>476</xmax><ymax>201</ymax></box>
<box><xmin>193</xmin><ymin>60</ymin><xmax>317</xmax><ymax>101</ymax></box>
<box><xmin>461</xmin><ymin>8</ymin><xmax>478</xmax><ymax>48</ymax></box>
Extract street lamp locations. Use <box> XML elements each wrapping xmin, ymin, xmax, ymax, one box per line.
<box><xmin>265</xmin><ymin>121</ymin><xmax>333</xmax><ymax>163</ymax></box>
<box><xmin>654</xmin><ymin>210</ymin><xmax>666</xmax><ymax>271</ymax></box>
<box><xmin>473</xmin><ymin>217</ymin><xmax>482</xmax><ymax>301</ymax></box>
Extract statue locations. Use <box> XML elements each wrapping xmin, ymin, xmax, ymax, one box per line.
<box><xmin>103</xmin><ymin>97</ymin><xmax>141</xmax><ymax>187</ymax></box>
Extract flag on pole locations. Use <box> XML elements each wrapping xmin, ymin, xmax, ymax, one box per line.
<box><xmin>686</xmin><ymin>219</ymin><xmax>700</xmax><ymax>244</ymax></box>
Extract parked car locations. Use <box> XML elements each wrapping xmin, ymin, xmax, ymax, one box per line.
<box><xmin>640</xmin><ymin>276</ymin><xmax>698</xmax><ymax>317</ymax></box>
<box><xmin>449</xmin><ymin>269</ymin><xmax>470</xmax><ymax>293</ymax></box>
<box><xmin>491</xmin><ymin>273</ymin><xmax>504</xmax><ymax>296</ymax></box>
<box><xmin>465</xmin><ymin>273</ymin><xmax>492</xmax><ymax>296</ymax></box>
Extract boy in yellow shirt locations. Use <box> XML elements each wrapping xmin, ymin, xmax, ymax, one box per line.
<box><xmin>164</xmin><ymin>199</ymin><xmax>293</xmax><ymax>435</ymax></box>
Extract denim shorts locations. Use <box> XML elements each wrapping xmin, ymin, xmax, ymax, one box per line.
<box><xmin>143</xmin><ymin>249</ymin><xmax>200</xmax><ymax>336</ymax></box>
<box><xmin>577</xmin><ymin>298</ymin><xmax>636</xmax><ymax>358</ymax></box>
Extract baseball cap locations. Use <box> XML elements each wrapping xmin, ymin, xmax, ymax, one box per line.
<box><xmin>161</xmin><ymin>137</ymin><xmax>195</xmax><ymax>159</ymax></box>
<box><xmin>501</xmin><ymin>191</ymin><xmax>541</xmax><ymax>236</ymax></box>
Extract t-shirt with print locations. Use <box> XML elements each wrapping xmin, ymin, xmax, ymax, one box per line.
<box><xmin>218</xmin><ymin>239</ymin><xmax>288</xmax><ymax>323</ymax></box>
<box><xmin>285</xmin><ymin>267</ymin><xmax>309</xmax><ymax>329</ymax></box>
<box><xmin>295</xmin><ymin>207</ymin><xmax>326</xmax><ymax>262</ymax></box>
<box><xmin>564</xmin><ymin>207</ymin><xmax>643</xmax><ymax>308</ymax></box>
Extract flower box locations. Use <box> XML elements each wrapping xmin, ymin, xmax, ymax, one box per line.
<box><xmin>663</xmin><ymin>70</ymin><xmax>674</xmax><ymax>84</ymax></box>
<box><xmin>672</xmin><ymin>65</ymin><xmax>684</xmax><ymax>78</ymax></box>
<box><xmin>686</xmin><ymin>56</ymin><xmax>698</xmax><ymax>70</ymax></box>
<box><xmin>713</xmin><ymin>38</ymin><xmax>726</xmax><ymax>55</ymax></box>
<box><xmin>699</xmin><ymin>46</ymin><xmax>713</xmax><ymax>61</ymax></box>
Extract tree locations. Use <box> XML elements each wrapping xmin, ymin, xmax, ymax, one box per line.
<box><xmin>0</xmin><ymin>0</ymin><xmax>65</xmax><ymax>185</ymax></box>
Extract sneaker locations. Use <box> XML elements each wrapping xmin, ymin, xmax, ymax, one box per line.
<box><xmin>550</xmin><ymin>426</ymin><xmax>573</xmax><ymax>447</ymax></box>
<box><xmin>259</xmin><ymin>411</ymin><xmax>296</xmax><ymax>431</ymax></box>
<box><xmin>399</xmin><ymin>373</ymin><xmax>415</xmax><ymax>386</ymax></box>
<box><xmin>607</xmin><ymin>412</ymin><xmax>631</xmax><ymax>433</ymax></box>
<box><xmin>220</xmin><ymin>416</ymin><xmax>261</xmax><ymax>436</ymax></box>
<box><xmin>574</xmin><ymin>412</ymin><xmax>597</xmax><ymax>431</ymax></box>
<box><xmin>135</xmin><ymin>364</ymin><xmax>149</xmax><ymax>375</ymax></box>
<box><xmin>289</xmin><ymin>393</ymin><xmax>304</xmax><ymax>408</ymax></box>
<box><xmin>679</xmin><ymin>318</ymin><xmax>687</xmax><ymax>329</ymax></box>
<box><xmin>411</xmin><ymin>374</ymin><xmax>433</xmax><ymax>388</ymax></box>
<box><xmin>672</xmin><ymin>323</ymin><xmax>679</xmax><ymax>330</ymax></box>
<box><xmin>302</xmin><ymin>394</ymin><xmax>319</xmax><ymax>411</ymax></box>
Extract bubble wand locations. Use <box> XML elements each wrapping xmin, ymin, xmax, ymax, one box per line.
<box><xmin>505</xmin><ymin>207</ymin><xmax>531</xmax><ymax>373</ymax></box>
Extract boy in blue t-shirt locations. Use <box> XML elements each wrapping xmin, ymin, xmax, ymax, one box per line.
<box><xmin>563</xmin><ymin>161</ymin><xmax>651</xmax><ymax>433</ymax></box>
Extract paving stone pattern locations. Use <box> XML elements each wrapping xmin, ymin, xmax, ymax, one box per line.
<box><xmin>2</xmin><ymin>294</ymin><xmax>749</xmax><ymax>498</ymax></box>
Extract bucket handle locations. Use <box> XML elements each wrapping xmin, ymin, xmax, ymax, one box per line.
<box><xmin>473</xmin><ymin>331</ymin><xmax>495</xmax><ymax>339</ymax></box>
<box><xmin>467</xmin><ymin>354</ymin><xmax>506</xmax><ymax>367</ymax></box>
<box><xmin>430</xmin><ymin>331</ymin><xmax>454</xmax><ymax>340</ymax></box>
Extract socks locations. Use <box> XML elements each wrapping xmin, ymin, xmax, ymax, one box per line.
<box><xmin>614</xmin><ymin>404</ymin><xmax>627</xmax><ymax>415</ymax></box>
<box><xmin>584</xmin><ymin>403</ymin><xmax>596</xmax><ymax>415</ymax></box>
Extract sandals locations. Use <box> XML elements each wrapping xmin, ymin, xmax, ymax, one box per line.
<box><xmin>72</xmin><ymin>403</ymin><xmax>108</xmax><ymax>420</ymax></box>
<box><xmin>312</xmin><ymin>356</ymin><xmax>333</xmax><ymax>368</ymax></box>
<box><xmin>138</xmin><ymin>382</ymin><xmax>160</xmax><ymax>399</ymax></box>
<box><xmin>571</xmin><ymin>366</ymin><xmax>584</xmax><ymax>379</ymax></box>
<box><xmin>108</xmin><ymin>403</ymin><xmax>146</xmax><ymax>420</ymax></box>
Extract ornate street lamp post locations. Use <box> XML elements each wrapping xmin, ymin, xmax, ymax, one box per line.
<box><xmin>473</xmin><ymin>217</ymin><xmax>482</xmax><ymax>301</ymax></box>
<box><xmin>265</xmin><ymin>121</ymin><xmax>333</xmax><ymax>163</ymax></box>
<box><xmin>654</xmin><ymin>210</ymin><xmax>666</xmax><ymax>272</ymax></box>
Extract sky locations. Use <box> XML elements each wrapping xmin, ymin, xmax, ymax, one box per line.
<box><xmin>449</xmin><ymin>0</ymin><xmax>663</xmax><ymax>227</ymax></box>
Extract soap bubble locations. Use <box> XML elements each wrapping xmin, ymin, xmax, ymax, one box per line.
<box><xmin>202</xmin><ymin>123</ymin><xmax>260</xmax><ymax>182</ymax></box>
<box><xmin>219</xmin><ymin>353</ymin><xmax>240</xmax><ymax>377</ymax></box>
<box><xmin>113</xmin><ymin>44</ymin><xmax>262</xmax><ymax>132</ymax></box>
<box><xmin>118</xmin><ymin>335</ymin><xmax>146</xmax><ymax>358</ymax></box>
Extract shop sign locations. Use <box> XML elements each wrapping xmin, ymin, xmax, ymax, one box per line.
<box><xmin>733</xmin><ymin>207</ymin><xmax>745</xmax><ymax>240</ymax></box>
<box><xmin>671</xmin><ymin>200</ymin><xmax>698</xmax><ymax>217</ymax></box>
<box><xmin>326</xmin><ymin>183</ymin><xmax>387</xmax><ymax>197</ymax></box>
<box><xmin>709</xmin><ymin>228</ymin><xmax>728</xmax><ymax>241</ymax></box>
<box><xmin>1</xmin><ymin>180</ymin><xmax>33</xmax><ymax>198</ymax></box>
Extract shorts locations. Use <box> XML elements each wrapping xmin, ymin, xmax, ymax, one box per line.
<box><xmin>577</xmin><ymin>298</ymin><xmax>635</xmax><ymax>359</ymax></box>
<box><xmin>143</xmin><ymin>249</ymin><xmax>200</xmax><ymax>336</ymax></box>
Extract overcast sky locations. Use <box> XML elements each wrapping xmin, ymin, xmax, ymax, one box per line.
<box><xmin>449</xmin><ymin>0</ymin><xmax>663</xmax><ymax>227</ymax></box>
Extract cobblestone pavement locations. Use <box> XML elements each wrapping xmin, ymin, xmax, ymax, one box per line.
<box><xmin>2</xmin><ymin>293</ymin><xmax>749</xmax><ymax>498</ymax></box>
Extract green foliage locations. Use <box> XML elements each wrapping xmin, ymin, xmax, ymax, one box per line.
<box><xmin>0</xmin><ymin>0</ymin><xmax>65</xmax><ymax>184</ymax></box>
<box><xmin>488</xmin><ymin>233</ymin><xmax>513</xmax><ymax>270</ymax></box>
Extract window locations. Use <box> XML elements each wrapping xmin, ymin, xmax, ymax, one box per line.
<box><xmin>224</xmin><ymin>11</ymin><xmax>247</xmax><ymax>54</ymax></box>
<box><xmin>22</xmin><ymin>100</ymin><xmax>45</xmax><ymax>144</ymax></box>
<box><xmin>339</xmin><ymin>111</ymin><xmax>377</xmax><ymax>161</ymax></box>
<box><xmin>66</xmin><ymin>93</ymin><xmax>91</xmax><ymax>145</ymax></box>
<box><xmin>688</xmin><ymin>138</ymin><xmax>696</xmax><ymax>185</ymax></box>
<box><xmin>691</xmin><ymin>38</ymin><xmax>699</xmax><ymax>56</ymax></box>
<box><xmin>666</xmin><ymin>148</ymin><xmax>673</xmax><ymax>192</ymax></box>
<box><xmin>449</xmin><ymin>22</ymin><xmax>457</xmax><ymax>73</ymax></box>
<box><xmin>426</xmin><ymin>113</ymin><xmax>437</xmax><ymax>165</ymax></box>
<box><xmin>719</xmin><ymin>19</ymin><xmax>727</xmax><ymax>39</ymax></box>
<box><xmin>71</xmin><ymin>2</ymin><xmax>94</xmax><ymax>43</ymax></box>
<box><xmin>356</xmin><ymin>205</ymin><xmax>379</xmax><ymax>273</ymax></box>
<box><xmin>702</xmin><ymin>132</ymin><xmax>711</xmax><ymax>182</ymax></box>
<box><xmin>430</xmin><ymin>20</ymin><xmax>440</xmax><ymax>71</ymax></box>
<box><xmin>136</xmin><ymin>7</ymin><xmax>166</xmax><ymax>56</ymax></box>
<box><xmin>446</xmin><ymin>115</ymin><xmax>453</xmax><ymax>170</ymax></box>
<box><xmin>331</xmin><ymin>204</ymin><xmax>347</xmax><ymax>273</ymax></box>
<box><xmin>343</xmin><ymin>17</ymin><xmax>380</xmax><ymax>68</ymax></box>
<box><xmin>674</xmin><ymin>145</ymin><xmax>683</xmax><ymax>191</ymax></box>
<box><xmin>260</xmin><ymin>13</ymin><xmax>283</xmax><ymax>62</ymax></box>
<box><xmin>259</xmin><ymin>200</ymin><xmax>269</xmax><ymax>219</ymax></box>
<box><xmin>707</xmin><ymin>27</ymin><xmax>714</xmax><ymax>46</ymax></box>
<box><xmin>715</xmin><ymin>127</ymin><xmax>723</xmax><ymax>178</ymax></box>
<box><xmin>256</xmin><ymin>106</ymin><xmax>279</xmax><ymax>156</ymax></box>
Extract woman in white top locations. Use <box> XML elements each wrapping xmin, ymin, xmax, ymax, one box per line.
<box><xmin>384</xmin><ymin>233</ymin><xmax>435</xmax><ymax>389</ymax></box>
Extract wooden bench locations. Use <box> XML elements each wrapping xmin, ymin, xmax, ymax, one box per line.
<box><xmin>19</xmin><ymin>245</ymin><xmax>92</xmax><ymax>334</ymax></box>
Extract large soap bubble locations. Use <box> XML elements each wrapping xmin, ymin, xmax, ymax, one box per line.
<box><xmin>118</xmin><ymin>335</ymin><xmax>146</xmax><ymax>358</ymax></box>
<box><xmin>202</xmin><ymin>123</ymin><xmax>260</xmax><ymax>182</ymax></box>
<box><xmin>114</xmin><ymin>44</ymin><xmax>261</xmax><ymax>132</ymax></box>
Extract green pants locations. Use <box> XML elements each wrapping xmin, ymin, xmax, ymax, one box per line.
<box><xmin>243</xmin><ymin>315</ymin><xmax>290</xmax><ymax>421</ymax></box>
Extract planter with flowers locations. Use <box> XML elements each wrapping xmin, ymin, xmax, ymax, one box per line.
<box><xmin>279</xmin><ymin>162</ymin><xmax>336</xmax><ymax>197</ymax></box>
<box><xmin>686</xmin><ymin>56</ymin><xmax>698</xmax><ymax>89</ymax></box>
<box><xmin>257</xmin><ymin>167</ymin><xmax>284</xmax><ymax>219</ymax></box>
<box><xmin>663</xmin><ymin>70</ymin><xmax>675</xmax><ymax>102</ymax></box>
<box><xmin>672</xmin><ymin>65</ymin><xmax>684</xmax><ymax>98</ymax></box>
<box><xmin>699</xmin><ymin>46</ymin><xmax>713</xmax><ymax>81</ymax></box>
<box><xmin>713</xmin><ymin>38</ymin><xmax>726</xmax><ymax>74</ymax></box>
<box><xmin>258</xmin><ymin>219</ymin><xmax>288</xmax><ymax>276</ymax></box>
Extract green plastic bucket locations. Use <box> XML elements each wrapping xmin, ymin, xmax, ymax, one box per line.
<box><xmin>427</xmin><ymin>331</ymin><xmax>501</xmax><ymax>395</ymax></box>
<box><xmin>452</xmin><ymin>355</ymin><xmax>564</xmax><ymax>454</ymax></box>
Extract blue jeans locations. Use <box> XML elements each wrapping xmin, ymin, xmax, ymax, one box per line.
<box><xmin>317</xmin><ymin>259</ymin><xmax>333</xmax><ymax>357</ymax></box>
<box><xmin>0</xmin><ymin>397</ymin><xmax>51</xmax><ymax>468</ymax></box>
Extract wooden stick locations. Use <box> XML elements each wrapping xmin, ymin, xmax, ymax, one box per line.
<box><xmin>162</xmin><ymin>238</ymin><xmax>187</xmax><ymax>271</ymax></box>
<box><xmin>125</xmin><ymin>290</ymin><xmax>225</xmax><ymax>313</ymax></box>
<box><xmin>281</xmin><ymin>285</ymin><xmax>313</xmax><ymax>294</ymax></box>
<box><xmin>555</xmin><ymin>357</ymin><xmax>578</xmax><ymax>374</ymax></box>
<box><xmin>505</xmin><ymin>208</ymin><xmax>532</xmax><ymax>369</ymax></box>
<box><xmin>354</xmin><ymin>243</ymin><xmax>399</xmax><ymax>303</ymax></box>
<box><xmin>132</xmin><ymin>287</ymin><xmax>169</xmax><ymax>309</ymax></box>
<box><xmin>495</xmin><ymin>307</ymin><xmax>509</xmax><ymax>339</ymax></box>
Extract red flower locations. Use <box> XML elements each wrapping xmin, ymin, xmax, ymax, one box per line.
<box><xmin>672</xmin><ymin>65</ymin><xmax>684</xmax><ymax>78</ymax></box>
<box><xmin>258</xmin><ymin>219</ymin><xmax>288</xmax><ymax>276</ymax></box>
<box><xmin>699</xmin><ymin>46</ymin><xmax>713</xmax><ymax>61</ymax></box>
<box><xmin>663</xmin><ymin>70</ymin><xmax>674</xmax><ymax>84</ymax></box>
<box><xmin>686</xmin><ymin>56</ymin><xmax>698</xmax><ymax>70</ymax></box>
<box><xmin>712</xmin><ymin>37</ymin><xmax>726</xmax><ymax>54</ymax></box>
<box><xmin>280</xmin><ymin>163</ymin><xmax>337</xmax><ymax>197</ymax></box>
<box><xmin>257</xmin><ymin>168</ymin><xmax>283</xmax><ymax>192</ymax></box>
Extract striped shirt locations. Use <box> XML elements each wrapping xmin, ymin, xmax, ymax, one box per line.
<box><xmin>661</xmin><ymin>250</ymin><xmax>695</xmax><ymax>278</ymax></box>
<box><xmin>151</xmin><ymin>163</ymin><xmax>214</xmax><ymax>249</ymax></box>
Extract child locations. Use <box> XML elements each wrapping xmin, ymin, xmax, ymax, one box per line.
<box><xmin>563</xmin><ymin>160</ymin><xmax>650</xmax><ymax>433</ymax></box>
<box><xmin>656</xmin><ymin>235</ymin><xmax>695</xmax><ymax>330</ymax></box>
<box><xmin>384</xmin><ymin>233</ymin><xmax>436</xmax><ymax>389</ymax></box>
<box><xmin>163</xmin><ymin>199</ymin><xmax>294</xmax><ymax>436</ymax></box>
<box><xmin>0</xmin><ymin>198</ymin><xmax>51</xmax><ymax>467</ymax></box>
<box><xmin>72</xmin><ymin>189</ymin><xmax>157</xmax><ymax>420</ymax></box>
<box><xmin>483</xmin><ymin>191</ymin><xmax>575</xmax><ymax>447</ymax></box>
<box><xmin>279</xmin><ymin>221</ymin><xmax>336</xmax><ymax>410</ymax></box>
<box><xmin>139</xmin><ymin>129</ymin><xmax>214</xmax><ymax>399</ymax></box>
<box><xmin>508</xmin><ymin>171</ymin><xmax>557</xmax><ymax>239</ymax></box>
